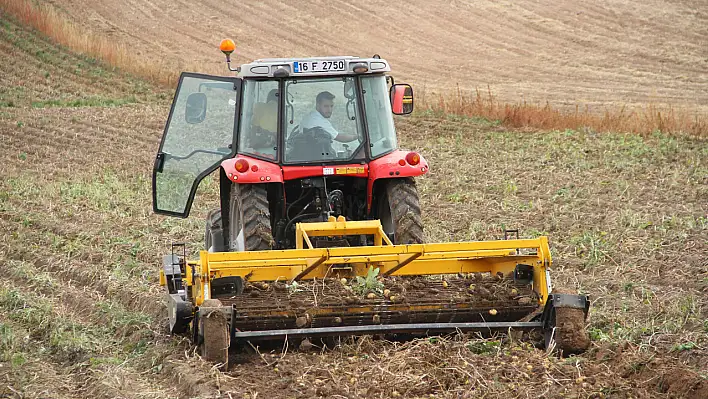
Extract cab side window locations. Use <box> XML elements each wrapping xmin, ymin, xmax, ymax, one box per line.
<box><xmin>238</xmin><ymin>80</ymin><xmax>278</xmax><ymax>160</ymax></box>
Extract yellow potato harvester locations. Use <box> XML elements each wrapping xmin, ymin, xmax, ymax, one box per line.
<box><xmin>153</xmin><ymin>40</ymin><xmax>590</xmax><ymax>367</ymax></box>
<box><xmin>160</xmin><ymin>217</ymin><xmax>589</xmax><ymax>366</ymax></box>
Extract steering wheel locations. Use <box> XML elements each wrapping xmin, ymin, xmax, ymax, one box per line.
<box><xmin>294</xmin><ymin>127</ymin><xmax>335</xmax><ymax>159</ymax></box>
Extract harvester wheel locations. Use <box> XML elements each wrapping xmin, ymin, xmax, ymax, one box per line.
<box><xmin>379</xmin><ymin>178</ymin><xmax>424</xmax><ymax>244</ymax></box>
<box><xmin>199</xmin><ymin>299</ymin><xmax>229</xmax><ymax>369</ymax></box>
<box><xmin>547</xmin><ymin>306</ymin><xmax>590</xmax><ymax>355</ymax></box>
<box><xmin>544</xmin><ymin>291</ymin><xmax>591</xmax><ymax>356</ymax></box>
<box><xmin>228</xmin><ymin>184</ymin><xmax>273</xmax><ymax>251</ymax></box>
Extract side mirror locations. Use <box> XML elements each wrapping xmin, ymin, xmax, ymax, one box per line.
<box><xmin>343</xmin><ymin>78</ymin><xmax>356</xmax><ymax>100</ymax></box>
<box><xmin>185</xmin><ymin>92</ymin><xmax>207</xmax><ymax>124</ymax></box>
<box><xmin>390</xmin><ymin>84</ymin><xmax>413</xmax><ymax>115</ymax></box>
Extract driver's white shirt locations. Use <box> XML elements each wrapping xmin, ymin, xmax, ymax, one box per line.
<box><xmin>300</xmin><ymin>111</ymin><xmax>339</xmax><ymax>139</ymax></box>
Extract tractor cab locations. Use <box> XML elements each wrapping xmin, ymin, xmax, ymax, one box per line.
<box><xmin>153</xmin><ymin>45</ymin><xmax>415</xmax><ymax>220</ymax></box>
<box><xmin>236</xmin><ymin>56</ymin><xmax>411</xmax><ymax>164</ymax></box>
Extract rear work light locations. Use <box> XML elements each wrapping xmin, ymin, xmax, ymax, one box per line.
<box><xmin>405</xmin><ymin>152</ymin><xmax>420</xmax><ymax>166</ymax></box>
<box><xmin>235</xmin><ymin>159</ymin><xmax>249</xmax><ymax>173</ymax></box>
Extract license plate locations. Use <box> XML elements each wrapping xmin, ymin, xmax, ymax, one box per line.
<box><xmin>293</xmin><ymin>60</ymin><xmax>345</xmax><ymax>73</ymax></box>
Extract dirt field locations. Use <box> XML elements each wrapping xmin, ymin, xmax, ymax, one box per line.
<box><xmin>1</xmin><ymin>6</ymin><xmax>707</xmax><ymax>399</ymax></box>
<box><xmin>46</xmin><ymin>0</ymin><xmax>708</xmax><ymax>114</ymax></box>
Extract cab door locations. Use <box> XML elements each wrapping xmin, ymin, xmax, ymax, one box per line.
<box><xmin>152</xmin><ymin>73</ymin><xmax>242</xmax><ymax>217</ymax></box>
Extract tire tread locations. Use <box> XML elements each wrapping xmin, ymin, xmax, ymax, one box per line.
<box><xmin>386</xmin><ymin>178</ymin><xmax>424</xmax><ymax>244</ymax></box>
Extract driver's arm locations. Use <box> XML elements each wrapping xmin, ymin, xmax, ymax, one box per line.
<box><xmin>321</xmin><ymin>120</ymin><xmax>356</xmax><ymax>142</ymax></box>
<box><xmin>334</xmin><ymin>132</ymin><xmax>357</xmax><ymax>142</ymax></box>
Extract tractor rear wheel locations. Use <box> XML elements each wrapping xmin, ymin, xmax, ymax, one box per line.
<box><xmin>379</xmin><ymin>178</ymin><xmax>424</xmax><ymax>244</ymax></box>
<box><xmin>228</xmin><ymin>183</ymin><xmax>273</xmax><ymax>251</ymax></box>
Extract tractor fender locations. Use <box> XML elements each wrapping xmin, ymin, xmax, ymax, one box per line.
<box><xmin>367</xmin><ymin>150</ymin><xmax>429</xmax><ymax>212</ymax></box>
<box><xmin>221</xmin><ymin>155</ymin><xmax>283</xmax><ymax>183</ymax></box>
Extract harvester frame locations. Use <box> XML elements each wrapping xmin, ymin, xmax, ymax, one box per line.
<box><xmin>161</xmin><ymin>217</ymin><xmax>589</xmax><ymax>367</ymax></box>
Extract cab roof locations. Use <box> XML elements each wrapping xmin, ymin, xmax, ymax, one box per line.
<box><xmin>237</xmin><ymin>56</ymin><xmax>391</xmax><ymax>78</ymax></box>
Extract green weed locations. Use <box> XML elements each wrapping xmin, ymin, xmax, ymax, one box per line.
<box><xmin>0</xmin><ymin>323</ymin><xmax>24</xmax><ymax>365</ymax></box>
<box><xmin>7</xmin><ymin>260</ymin><xmax>57</xmax><ymax>290</ymax></box>
<box><xmin>352</xmin><ymin>266</ymin><xmax>384</xmax><ymax>296</ymax></box>
<box><xmin>0</xmin><ymin>287</ymin><xmax>104</xmax><ymax>359</ymax></box>
<box><xmin>570</xmin><ymin>231</ymin><xmax>610</xmax><ymax>268</ymax></box>
<box><xmin>95</xmin><ymin>300</ymin><xmax>152</xmax><ymax>331</ymax></box>
<box><xmin>671</xmin><ymin>342</ymin><xmax>697</xmax><ymax>352</ymax></box>
<box><xmin>286</xmin><ymin>281</ymin><xmax>303</xmax><ymax>295</ymax></box>
<box><xmin>466</xmin><ymin>340</ymin><xmax>501</xmax><ymax>355</ymax></box>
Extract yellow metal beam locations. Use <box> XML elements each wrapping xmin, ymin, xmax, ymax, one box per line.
<box><xmin>383</xmin><ymin>252</ymin><xmax>422</xmax><ymax>276</ymax></box>
<box><xmin>292</xmin><ymin>255</ymin><xmax>328</xmax><ymax>281</ymax></box>
<box><xmin>202</xmin><ymin>241</ymin><xmax>540</xmax><ymax>262</ymax></box>
<box><xmin>296</xmin><ymin>216</ymin><xmax>392</xmax><ymax>249</ymax></box>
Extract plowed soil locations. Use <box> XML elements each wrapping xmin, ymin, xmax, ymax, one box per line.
<box><xmin>48</xmin><ymin>0</ymin><xmax>708</xmax><ymax>113</ymax></box>
<box><xmin>1</xmin><ymin>5</ymin><xmax>706</xmax><ymax>399</ymax></box>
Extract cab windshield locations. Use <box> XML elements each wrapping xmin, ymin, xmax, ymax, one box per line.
<box><xmin>284</xmin><ymin>77</ymin><xmax>364</xmax><ymax>163</ymax></box>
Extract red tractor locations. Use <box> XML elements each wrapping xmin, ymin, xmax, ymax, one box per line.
<box><xmin>152</xmin><ymin>42</ymin><xmax>426</xmax><ymax>255</ymax></box>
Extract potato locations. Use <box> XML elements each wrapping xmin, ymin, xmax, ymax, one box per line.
<box><xmin>296</xmin><ymin>316</ymin><xmax>309</xmax><ymax>327</ymax></box>
<box><xmin>489</xmin><ymin>309</ymin><xmax>498</xmax><ymax>316</ymax></box>
<box><xmin>518</xmin><ymin>297</ymin><xmax>533</xmax><ymax>305</ymax></box>
<box><xmin>366</xmin><ymin>292</ymin><xmax>377</xmax><ymax>299</ymax></box>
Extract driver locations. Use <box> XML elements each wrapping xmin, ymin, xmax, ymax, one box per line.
<box><xmin>299</xmin><ymin>91</ymin><xmax>357</xmax><ymax>142</ymax></box>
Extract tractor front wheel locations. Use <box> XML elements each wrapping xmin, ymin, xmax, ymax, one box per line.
<box><xmin>379</xmin><ymin>178</ymin><xmax>424</xmax><ymax>244</ymax></box>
